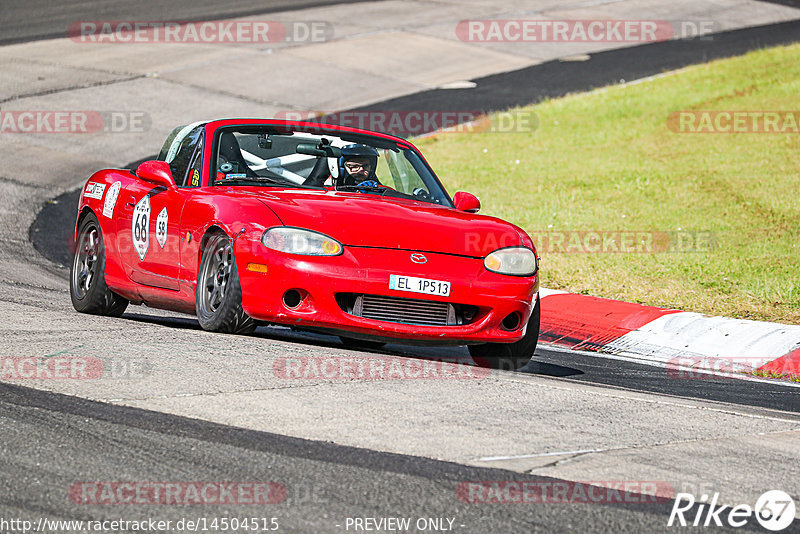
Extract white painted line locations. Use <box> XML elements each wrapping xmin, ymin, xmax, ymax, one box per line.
<box><xmin>476</xmin><ymin>448</ymin><xmax>605</xmax><ymax>462</ymax></box>
<box><xmin>438</xmin><ymin>80</ymin><xmax>477</xmax><ymax>89</ymax></box>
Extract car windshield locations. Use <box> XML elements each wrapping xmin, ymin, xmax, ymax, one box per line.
<box><xmin>212</xmin><ymin>128</ymin><xmax>452</xmax><ymax>206</ymax></box>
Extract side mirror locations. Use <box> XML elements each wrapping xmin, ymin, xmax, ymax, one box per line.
<box><xmin>135</xmin><ymin>160</ymin><xmax>176</xmax><ymax>188</ymax></box>
<box><xmin>453</xmin><ymin>191</ymin><xmax>480</xmax><ymax>213</ymax></box>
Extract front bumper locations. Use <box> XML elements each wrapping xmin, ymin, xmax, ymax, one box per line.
<box><xmin>235</xmin><ymin>236</ymin><xmax>538</xmax><ymax>344</ymax></box>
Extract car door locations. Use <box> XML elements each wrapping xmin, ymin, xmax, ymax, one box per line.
<box><xmin>117</xmin><ymin>125</ymin><xmax>204</xmax><ymax>291</ymax></box>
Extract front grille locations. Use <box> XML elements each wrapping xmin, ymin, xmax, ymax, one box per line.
<box><xmin>351</xmin><ymin>294</ymin><xmax>456</xmax><ymax>326</ymax></box>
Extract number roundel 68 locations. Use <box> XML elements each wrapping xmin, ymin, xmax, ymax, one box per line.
<box><xmin>132</xmin><ymin>195</ymin><xmax>150</xmax><ymax>260</ymax></box>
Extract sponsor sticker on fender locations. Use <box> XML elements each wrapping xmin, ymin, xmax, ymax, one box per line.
<box><xmin>102</xmin><ymin>181</ymin><xmax>121</xmax><ymax>218</ymax></box>
<box><xmin>84</xmin><ymin>182</ymin><xmax>106</xmax><ymax>200</ymax></box>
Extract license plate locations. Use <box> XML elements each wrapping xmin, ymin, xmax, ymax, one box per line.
<box><xmin>389</xmin><ymin>274</ymin><xmax>450</xmax><ymax>297</ymax></box>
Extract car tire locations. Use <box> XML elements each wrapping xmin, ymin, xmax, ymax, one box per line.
<box><xmin>339</xmin><ymin>337</ymin><xmax>386</xmax><ymax>350</ymax></box>
<box><xmin>70</xmin><ymin>212</ymin><xmax>129</xmax><ymax>317</ymax></box>
<box><xmin>469</xmin><ymin>298</ymin><xmax>540</xmax><ymax>370</ymax></box>
<box><xmin>196</xmin><ymin>233</ymin><xmax>256</xmax><ymax>334</ymax></box>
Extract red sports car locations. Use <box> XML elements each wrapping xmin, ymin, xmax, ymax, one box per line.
<box><xmin>70</xmin><ymin>119</ymin><xmax>540</xmax><ymax>369</ymax></box>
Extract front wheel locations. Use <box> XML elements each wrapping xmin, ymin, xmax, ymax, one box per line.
<box><xmin>196</xmin><ymin>233</ymin><xmax>256</xmax><ymax>334</ymax></box>
<box><xmin>469</xmin><ymin>298</ymin><xmax>540</xmax><ymax>370</ymax></box>
<box><xmin>70</xmin><ymin>212</ymin><xmax>128</xmax><ymax>316</ymax></box>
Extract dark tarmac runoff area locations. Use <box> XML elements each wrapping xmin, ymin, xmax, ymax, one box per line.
<box><xmin>0</xmin><ymin>382</ymin><xmax>784</xmax><ymax>533</ymax></box>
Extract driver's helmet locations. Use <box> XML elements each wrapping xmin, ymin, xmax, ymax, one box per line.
<box><xmin>338</xmin><ymin>144</ymin><xmax>378</xmax><ymax>185</ymax></box>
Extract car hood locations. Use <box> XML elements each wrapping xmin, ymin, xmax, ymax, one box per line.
<box><xmin>254</xmin><ymin>189</ymin><xmax>524</xmax><ymax>257</ymax></box>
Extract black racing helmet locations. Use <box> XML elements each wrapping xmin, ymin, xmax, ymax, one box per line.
<box><xmin>338</xmin><ymin>143</ymin><xmax>379</xmax><ymax>184</ymax></box>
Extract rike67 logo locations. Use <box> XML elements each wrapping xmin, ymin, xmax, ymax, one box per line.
<box><xmin>668</xmin><ymin>490</ymin><xmax>796</xmax><ymax>531</ymax></box>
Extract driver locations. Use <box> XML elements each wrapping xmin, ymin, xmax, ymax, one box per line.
<box><xmin>338</xmin><ymin>144</ymin><xmax>381</xmax><ymax>187</ymax></box>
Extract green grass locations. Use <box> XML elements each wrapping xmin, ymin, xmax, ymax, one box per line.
<box><xmin>417</xmin><ymin>44</ymin><xmax>800</xmax><ymax>324</ymax></box>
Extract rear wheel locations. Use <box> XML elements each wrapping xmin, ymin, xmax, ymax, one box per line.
<box><xmin>196</xmin><ymin>233</ymin><xmax>256</xmax><ymax>334</ymax></box>
<box><xmin>70</xmin><ymin>212</ymin><xmax>128</xmax><ymax>316</ymax></box>
<box><xmin>469</xmin><ymin>299</ymin><xmax>540</xmax><ymax>370</ymax></box>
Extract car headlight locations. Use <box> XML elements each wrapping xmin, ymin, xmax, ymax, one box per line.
<box><xmin>262</xmin><ymin>227</ymin><xmax>343</xmax><ymax>256</ymax></box>
<box><xmin>484</xmin><ymin>247</ymin><xmax>537</xmax><ymax>276</ymax></box>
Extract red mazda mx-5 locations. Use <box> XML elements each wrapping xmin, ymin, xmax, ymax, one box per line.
<box><xmin>70</xmin><ymin>119</ymin><xmax>540</xmax><ymax>369</ymax></box>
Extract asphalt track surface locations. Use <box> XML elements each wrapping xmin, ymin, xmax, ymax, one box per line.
<box><xmin>4</xmin><ymin>381</ymin><xmax>749</xmax><ymax>534</ymax></box>
<box><xmin>30</xmin><ymin>18</ymin><xmax>800</xmax><ymax>413</ymax></box>
<box><xmin>0</xmin><ymin>0</ymin><xmax>382</xmax><ymax>46</ymax></box>
<box><xmin>11</xmin><ymin>5</ymin><xmax>800</xmax><ymax>534</ymax></box>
